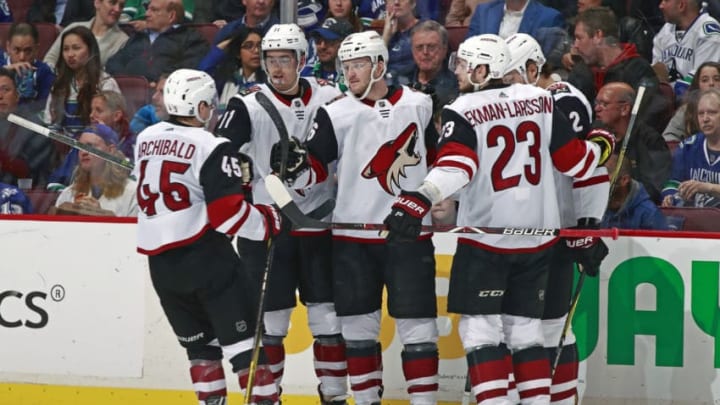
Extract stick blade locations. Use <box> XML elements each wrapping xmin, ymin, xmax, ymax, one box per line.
<box><xmin>264</xmin><ymin>174</ymin><xmax>329</xmax><ymax>229</ymax></box>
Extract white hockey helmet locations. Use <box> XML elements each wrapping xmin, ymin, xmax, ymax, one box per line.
<box><xmin>164</xmin><ymin>68</ymin><xmax>217</xmax><ymax>124</ymax></box>
<box><xmin>337</xmin><ymin>31</ymin><xmax>388</xmax><ymax>99</ymax></box>
<box><xmin>262</xmin><ymin>23</ymin><xmax>308</xmax><ymax>67</ymax></box>
<box><xmin>505</xmin><ymin>33</ymin><xmax>546</xmax><ymax>84</ymax></box>
<box><xmin>457</xmin><ymin>34</ymin><xmax>510</xmax><ymax>87</ymax></box>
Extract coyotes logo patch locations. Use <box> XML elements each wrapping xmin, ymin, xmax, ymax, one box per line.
<box><xmin>362</xmin><ymin>123</ymin><xmax>422</xmax><ymax>195</ymax></box>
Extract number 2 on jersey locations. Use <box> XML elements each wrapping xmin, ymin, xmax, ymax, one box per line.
<box><xmin>488</xmin><ymin>120</ymin><xmax>541</xmax><ymax>192</ymax></box>
<box><xmin>137</xmin><ymin>160</ymin><xmax>192</xmax><ymax>216</ymax></box>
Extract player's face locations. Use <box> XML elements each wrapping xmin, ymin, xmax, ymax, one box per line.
<box><xmin>594</xmin><ymin>87</ymin><xmax>627</xmax><ymax>125</ymax></box>
<box><xmin>95</xmin><ymin>0</ymin><xmax>125</xmax><ymax>26</ymax></box>
<box><xmin>239</xmin><ymin>32</ymin><xmax>262</xmax><ymax>71</ymax></box>
<box><xmin>412</xmin><ymin>31</ymin><xmax>446</xmax><ymax>74</ymax></box>
<box><xmin>328</xmin><ymin>0</ymin><xmax>353</xmax><ymax>19</ymax></box>
<box><xmin>573</xmin><ymin>22</ymin><xmax>598</xmax><ymax>66</ymax></box>
<box><xmin>0</xmin><ymin>76</ymin><xmax>19</xmax><ymax>114</ymax></box>
<box><xmin>7</xmin><ymin>35</ymin><xmax>37</xmax><ymax>64</ymax></box>
<box><xmin>314</xmin><ymin>36</ymin><xmax>342</xmax><ymax>64</ymax></box>
<box><xmin>78</xmin><ymin>132</ymin><xmax>111</xmax><ymax>172</ymax></box>
<box><xmin>342</xmin><ymin>56</ymin><xmax>373</xmax><ymax>97</ymax></box>
<box><xmin>697</xmin><ymin>66</ymin><xmax>720</xmax><ymax>91</ymax></box>
<box><xmin>61</xmin><ymin>34</ymin><xmax>90</xmax><ymax>71</ymax></box>
<box><xmin>698</xmin><ymin>94</ymin><xmax>720</xmax><ymax>138</ymax></box>
<box><xmin>264</xmin><ymin>50</ymin><xmax>300</xmax><ymax>93</ymax></box>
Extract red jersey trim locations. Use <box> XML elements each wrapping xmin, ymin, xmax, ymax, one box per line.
<box><xmin>309</xmin><ymin>154</ymin><xmax>328</xmax><ymax>184</ymax></box>
<box><xmin>552</xmin><ymin>139</ymin><xmax>592</xmax><ymax>177</ymax></box>
<box><xmin>435</xmin><ymin>141</ymin><xmax>479</xmax><ymax>179</ymax></box>
<box><xmin>138</xmin><ymin>224</ymin><xmax>212</xmax><ymax>255</ymax></box>
<box><xmin>458</xmin><ymin>236</ymin><xmax>558</xmax><ymax>254</ymax></box>
<box><xmin>207</xmin><ymin>194</ymin><xmax>248</xmax><ymax>230</ymax></box>
<box><xmin>574</xmin><ymin>174</ymin><xmax>610</xmax><ymax>188</ymax></box>
<box><xmin>332</xmin><ymin>233</ymin><xmax>433</xmax><ymax>244</ymax></box>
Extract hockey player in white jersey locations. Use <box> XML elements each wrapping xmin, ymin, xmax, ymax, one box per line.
<box><xmin>135</xmin><ymin>69</ymin><xmax>282</xmax><ymax>405</ymax></box>
<box><xmin>269</xmin><ymin>30</ymin><xmax>440</xmax><ymax>405</ymax></box>
<box><xmin>505</xmin><ymin>33</ymin><xmax>611</xmax><ymax>404</ymax></box>
<box><xmin>213</xmin><ymin>23</ymin><xmax>348</xmax><ymax>404</ymax></box>
<box><xmin>383</xmin><ymin>34</ymin><xmax>615</xmax><ymax>404</ymax></box>
<box><xmin>653</xmin><ymin>0</ymin><xmax>720</xmax><ymax>98</ymax></box>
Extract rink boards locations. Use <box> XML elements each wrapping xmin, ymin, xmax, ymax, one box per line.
<box><xmin>0</xmin><ymin>216</ymin><xmax>719</xmax><ymax>404</ymax></box>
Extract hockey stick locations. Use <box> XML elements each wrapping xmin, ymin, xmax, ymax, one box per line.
<box><xmin>8</xmin><ymin>113</ymin><xmax>134</xmax><ymax>171</ymax></box>
<box><xmin>460</xmin><ymin>373</ymin><xmax>472</xmax><ymax>405</ymax></box>
<box><xmin>551</xmin><ymin>268</ymin><xmax>586</xmax><ymax>377</ymax></box>
<box><xmin>244</xmin><ymin>91</ymin><xmax>288</xmax><ymax>404</ymax></box>
<box><xmin>609</xmin><ymin>85</ymin><xmax>646</xmax><ymax>195</ymax></box>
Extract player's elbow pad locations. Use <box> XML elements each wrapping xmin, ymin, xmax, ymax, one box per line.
<box><xmin>586</xmin><ymin>127</ymin><xmax>615</xmax><ymax>166</ymax></box>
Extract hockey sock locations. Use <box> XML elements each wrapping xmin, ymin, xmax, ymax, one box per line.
<box><xmin>547</xmin><ymin>344</ymin><xmax>578</xmax><ymax>404</ymax></box>
<box><xmin>314</xmin><ymin>334</ymin><xmax>349</xmax><ymax>401</ymax></box>
<box><xmin>401</xmin><ymin>343</ymin><xmax>439</xmax><ymax>405</ymax></box>
<box><xmin>499</xmin><ymin>343</ymin><xmax>519</xmax><ymax>404</ymax></box>
<box><xmin>345</xmin><ymin>340</ymin><xmax>383</xmax><ymax>405</ymax></box>
<box><xmin>467</xmin><ymin>345</ymin><xmax>510</xmax><ymax>404</ymax></box>
<box><xmin>234</xmin><ymin>348</ymin><xmax>279</xmax><ymax>405</ymax></box>
<box><xmin>190</xmin><ymin>359</ymin><xmax>227</xmax><ymax>403</ymax></box>
<box><xmin>512</xmin><ymin>346</ymin><xmax>551</xmax><ymax>404</ymax></box>
<box><xmin>262</xmin><ymin>335</ymin><xmax>286</xmax><ymax>387</ymax></box>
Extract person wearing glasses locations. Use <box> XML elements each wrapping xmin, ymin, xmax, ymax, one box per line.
<box><xmin>268</xmin><ymin>30</ymin><xmax>440</xmax><ymax>405</ymax></box>
<box><xmin>213</xmin><ymin>23</ymin><xmax>348</xmax><ymax>405</ymax></box>
<box><xmin>198</xmin><ymin>26</ymin><xmax>267</xmax><ymax>112</ymax></box>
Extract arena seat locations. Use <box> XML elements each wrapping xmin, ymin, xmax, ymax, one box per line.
<box><xmin>7</xmin><ymin>0</ymin><xmax>30</xmax><ymax>22</ymax></box>
<box><xmin>25</xmin><ymin>190</ymin><xmax>60</xmax><ymax>215</ymax></box>
<box><xmin>446</xmin><ymin>26</ymin><xmax>468</xmax><ymax>53</ymax></box>
<box><xmin>113</xmin><ymin>74</ymin><xmax>150</xmax><ymax>114</ymax></box>
<box><xmin>187</xmin><ymin>23</ymin><xmax>219</xmax><ymax>45</ymax></box>
<box><xmin>660</xmin><ymin>206</ymin><xmax>720</xmax><ymax>231</ymax></box>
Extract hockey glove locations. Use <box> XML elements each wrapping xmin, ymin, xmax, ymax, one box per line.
<box><xmin>238</xmin><ymin>153</ymin><xmax>254</xmax><ymax>202</ymax></box>
<box><xmin>383</xmin><ymin>190</ymin><xmax>431</xmax><ymax>242</ymax></box>
<box><xmin>586</xmin><ymin>126</ymin><xmax>615</xmax><ymax>166</ymax></box>
<box><xmin>270</xmin><ymin>136</ymin><xmax>309</xmax><ymax>182</ymax></box>
<box><xmin>256</xmin><ymin>204</ymin><xmax>282</xmax><ymax>239</ymax></box>
<box><xmin>564</xmin><ymin>218</ymin><xmax>608</xmax><ymax>277</ymax></box>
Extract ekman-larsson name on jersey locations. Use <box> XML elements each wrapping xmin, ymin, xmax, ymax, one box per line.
<box><xmin>463</xmin><ymin>95</ymin><xmax>553</xmax><ymax>127</ymax></box>
<box><xmin>137</xmin><ymin>139</ymin><xmax>197</xmax><ymax>160</ymax></box>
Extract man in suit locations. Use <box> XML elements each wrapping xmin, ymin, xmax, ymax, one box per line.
<box><xmin>27</xmin><ymin>0</ymin><xmax>95</xmax><ymax>27</ymax></box>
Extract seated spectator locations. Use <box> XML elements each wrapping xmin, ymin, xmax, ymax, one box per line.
<box><xmin>431</xmin><ymin>198</ymin><xmax>458</xmax><ymax>225</ymax></box>
<box><xmin>445</xmin><ymin>0</ymin><xmax>491</xmax><ymax>26</ymax></box>
<box><xmin>326</xmin><ymin>0</ymin><xmax>364</xmax><ymax>32</ymax></box>
<box><xmin>0</xmin><ymin>1</ymin><xmax>10</xmax><ymax>22</ymax></box>
<box><xmin>44</xmin><ymin>0</ymin><xmax>129</xmax><ymax>69</ymax></box>
<box><xmin>661</xmin><ymin>88</ymin><xmax>720</xmax><ymax>208</ymax></box>
<box><xmin>595</xmin><ymin>82</ymin><xmax>671</xmax><ymax>203</ymax></box>
<box><xmin>301</xmin><ymin>18</ymin><xmax>353</xmax><ymax>86</ymax></box>
<box><xmin>652</xmin><ymin>0</ymin><xmax>720</xmax><ymax>101</ymax></box>
<box><xmin>27</xmin><ymin>0</ymin><xmax>95</xmax><ymax>27</ymax></box>
<box><xmin>382</xmin><ymin>0</ymin><xmax>420</xmax><ymax>82</ymax></box>
<box><xmin>357</xmin><ymin>0</ymin><xmax>438</xmax><ymax>26</ymax></box>
<box><xmin>130</xmin><ymin>73</ymin><xmax>168</xmax><ymax>134</ymax></box>
<box><xmin>199</xmin><ymin>27</ymin><xmax>265</xmax><ymax>112</ymax></box>
<box><xmin>0</xmin><ymin>22</ymin><xmax>55</xmax><ymax>109</ymax></box>
<box><xmin>208</xmin><ymin>0</ymin><xmax>248</xmax><ymax>25</ymax></box>
<box><xmin>664</xmin><ymin>61</ymin><xmax>720</xmax><ymax>143</ymax></box>
<box><xmin>213</xmin><ymin>0</ymin><xmax>279</xmax><ymax>43</ymax></box>
<box><xmin>105</xmin><ymin>0</ymin><xmax>209</xmax><ymax>83</ymax></box>
<box><xmin>90</xmin><ymin>90</ymin><xmax>135</xmax><ymax>159</ymax></box>
<box><xmin>602</xmin><ymin>153</ymin><xmax>669</xmax><ymax>230</ymax></box>
<box><xmin>466</xmin><ymin>0</ymin><xmax>565</xmax><ymax>45</ymax></box>
<box><xmin>52</xmin><ymin>124</ymin><xmax>137</xmax><ymax>216</ymax></box>
<box><xmin>122</xmin><ymin>0</ymin><xmax>194</xmax><ymax>27</ymax></box>
<box><xmin>568</xmin><ymin>7</ymin><xmax>669</xmax><ymax>133</ymax></box>
<box><xmin>0</xmin><ymin>68</ymin><xmax>53</xmax><ymax>189</ymax></box>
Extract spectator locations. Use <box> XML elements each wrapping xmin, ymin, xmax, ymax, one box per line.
<box><xmin>90</xmin><ymin>90</ymin><xmax>135</xmax><ymax>159</ymax></box>
<box><xmin>300</xmin><ymin>18</ymin><xmax>353</xmax><ymax>86</ymax></box>
<box><xmin>213</xmin><ymin>0</ymin><xmax>278</xmax><ymax>43</ymax></box>
<box><xmin>27</xmin><ymin>0</ymin><xmax>95</xmax><ymax>27</ymax></box>
<box><xmin>130</xmin><ymin>73</ymin><xmax>168</xmax><ymax>134</ymax></box>
<box><xmin>653</xmin><ymin>0</ymin><xmax>720</xmax><ymax>101</ymax></box>
<box><xmin>52</xmin><ymin>124</ymin><xmax>137</xmax><ymax>216</ymax></box>
<box><xmin>595</xmin><ymin>82</ymin><xmax>671</xmax><ymax>203</ymax></box>
<box><xmin>661</xmin><ymin>88</ymin><xmax>720</xmax><ymax>208</ymax></box>
<box><xmin>122</xmin><ymin>0</ymin><xmax>194</xmax><ymax>26</ymax></box>
<box><xmin>357</xmin><ymin>0</ymin><xmax>438</xmax><ymax>26</ymax></box>
<box><xmin>664</xmin><ymin>61</ymin><xmax>720</xmax><ymax>143</ymax></box>
<box><xmin>404</xmin><ymin>20</ymin><xmax>458</xmax><ymax>113</ymax></box>
<box><xmin>445</xmin><ymin>0</ymin><xmax>492</xmax><ymax>26</ymax></box>
<box><xmin>0</xmin><ymin>22</ymin><xmax>55</xmax><ymax>108</ymax></box>
<box><xmin>568</xmin><ymin>7</ymin><xmax>668</xmax><ymax>133</ymax></box>
<box><xmin>602</xmin><ymin>153</ymin><xmax>669</xmax><ymax>230</ymax></box>
<box><xmin>0</xmin><ymin>0</ymin><xmax>11</xmax><ymax>22</ymax></box>
<box><xmin>105</xmin><ymin>0</ymin><xmax>209</xmax><ymax>83</ymax></box>
<box><xmin>382</xmin><ymin>0</ymin><xmax>420</xmax><ymax>82</ymax></box>
<box><xmin>43</xmin><ymin>0</ymin><xmax>129</xmax><ymax>69</ymax></box>
<box><xmin>198</xmin><ymin>27</ymin><xmax>266</xmax><ymax>112</ymax></box>
<box><xmin>0</xmin><ymin>68</ymin><xmax>53</xmax><ymax>188</ymax></box>
<box><xmin>326</xmin><ymin>0</ymin><xmax>364</xmax><ymax>32</ymax></box>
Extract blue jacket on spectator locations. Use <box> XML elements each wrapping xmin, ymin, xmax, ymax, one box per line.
<box><xmin>0</xmin><ymin>183</ymin><xmax>33</xmax><ymax>214</ymax></box>
<box><xmin>357</xmin><ymin>0</ymin><xmax>438</xmax><ymax>24</ymax></box>
<box><xmin>130</xmin><ymin>105</ymin><xmax>160</xmax><ymax>136</ymax></box>
<box><xmin>213</xmin><ymin>14</ymin><xmax>279</xmax><ymax>44</ymax></box>
<box><xmin>467</xmin><ymin>0</ymin><xmax>565</xmax><ymax>39</ymax></box>
<box><xmin>0</xmin><ymin>0</ymin><xmax>11</xmax><ymax>22</ymax></box>
<box><xmin>0</xmin><ymin>51</ymin><xmax>55</xmax><ymax>107</ymax></box>
<box><xmin>602</xmin><ymin>179</ymin><xmax>669</xmax><ymax>230</ymax></box>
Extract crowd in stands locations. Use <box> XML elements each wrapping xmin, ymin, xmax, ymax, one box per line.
<box><xmin>0</xmin><ymin>0</ymin><xmax>719</xmax><ymax>231</ymax></box>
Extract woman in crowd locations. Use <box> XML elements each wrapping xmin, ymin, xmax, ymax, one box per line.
<box><xmin>198</xmin><ymin>26</ymin><xmax>266</xmax><ymax>112</ymax></box>
<box><xmin>53</xmin><ymin>124</ymin><xmax>137</xmax><ymax>217</ymax></box>
<box><xmin>327</xmin><ymin>0</ymin><xmax>364</xmax><ymax>32</ymax></box>
<box><xmin>382</xmin><ymin>0</ymin><xmax>420</xmax><ymax>82</ymax></box>
<box><xmin>90</xmin><ymin>90</ymin><xmax>135</xmax><ymax>160</ymax></box>
<box><xmin>663</xmin><ymin>61</ymin><xmax>720</xmax><ymax>143</ymax></box>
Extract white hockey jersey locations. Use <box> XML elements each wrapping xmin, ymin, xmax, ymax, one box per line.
<box><xmin>425</xmin><ymin>84</ymin><xmax>603</xmax><ymax>252</ymax></box>
<box><xmin>134</xmin><ymin>121</ymin><xmax>270</xmax><ymax>255</ymax></box>
<box><xmin>303</xmin><ymin>86</ymin><xmax>436</xmax><ymax>241</ymax></box>
<box><xmin>652</xmin><ymin>12</ymin><xmax>720</xmax><ymax>82</ymax></box>
<box><xmin>215</xmin><ymin>78</ymin><xmax>341</xmax><ymax>217</ymax></box>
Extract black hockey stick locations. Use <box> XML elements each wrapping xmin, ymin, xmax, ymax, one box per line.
<box><xmin>551</xmin><ymin>267</ymin><xmax>586</xmax><ymax>377</ymax></box>
<box><xmin>461</xmin><ymin>373</ymin><xmax>472</xmax><ymax>405</ymax></box>
<box><xmin>8</xmin><ymin>113</ymin><xmax>134</xmax><ymax>171</ymax></box>
<box><xmin>244</xmin><ymin>91</ymin><xmax>288</xmax><ymax>404</ymax></box>
<box><xmin>609</xmin><ymin>85</ymin><xmax>646</xmax><ymax>195</ymax></box>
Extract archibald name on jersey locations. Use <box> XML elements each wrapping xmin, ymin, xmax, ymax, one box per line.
<box><xmin>463</xmin><ymin>94</ymin><xmax>553</xmax><ymax>127</ymax></box>
<box><xmin>137</xmin><ymin>138</ymin><xmax>197</xmax><ymax>160</ymax></box>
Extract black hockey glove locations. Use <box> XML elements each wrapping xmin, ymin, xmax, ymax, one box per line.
<box><xmin>586</xmin><ymin>125</ymin><xmax>616</xmax><ymax>166</ymax></box>
<box><xmin>255</xmin><ymin>204</ymin><xmax>282</xmax><ymax>239</ymax></box>
<box><xmin>564</xmin><ymin>218</ymin><xmax>608</xmax><ymax>277</ymax></box>
<box><xmin>383</xmin><ymin>190</ymin><xmax>432</xmax><ymax>242</ymax></box>
<box><xmin>270</xmin><ymin>136</ymin><xmax>309</xmax><ymax>182</ymax></box>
